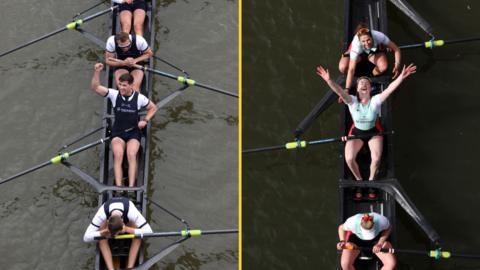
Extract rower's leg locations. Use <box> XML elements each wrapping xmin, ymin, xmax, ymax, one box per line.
<box><xmin>339</xmin><ymin>55</ymin><xmax>350</xmax><ymax>74</ymax></box>
<box><xmin>120</xmin><ymin>10</ymin><xmax>133</xmax><ymax>34</ymax></box>
<box><xmin>375</xmin><ymin>241</ymin><xmax>396</xmax><ymax>270</ymax></box>
<box><xmin>115</xmin><ymin>69</ymin><xmax>129</xmax><ymax>89</ymax></box>
<box><xmin>112</xmin><ymin>138</ymin><xmax>126</xmax><ymax>186</ymax></box>
<box><xmin>367</xmin><ymin>135</ymin><xmax>383</xmax><ymax>180</ymax></box>
<box><xmin>369</xmin><ymin>53</ymin><xmax>388</xmax><ymax>76</ymax></box>
<box><xmin>340</xmin><ymin>249</ymin><xmax>360</xmax><ymax>270</ymax></box>
<box><xmin>126</xmin><ymin>139</ymin><xmax>140</xmax><ymax>187</ymax></box>
<box><xmin>131</xmin><ymin>69</ymin><xmax>145</xmax><ymax>93</ymax></box>
<box><xmin>99</xmin><ymin>239</ymin><xmax>115</xmax><ymax>270</ymax></box>
<box><xmin>133</xmin><ymin>9</ymin><xmax>146</xmax><ymax>36</ymax></box>
<box><xmin>127</xmin><ymin>223</ymin><xmax>142</xmax><ymax>268</ymax></box>
<box><xmin>345</xmin><ymin>139</ymin><xmax>364</xmax><ymax>180</ymax></box>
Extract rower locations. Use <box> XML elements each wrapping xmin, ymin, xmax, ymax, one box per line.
<box><xmin>91</xmin><ymin>62</ymin><xmax>157</xmax><ymax>187</ymax></box>
<box><xmin>339</xmin><ymin>23</ymin><xmax>401</xmax><ymax>96</ymax></box>
<box><xmin>337</xmin><ymin>213</ymin><xmax>396</xmax><ymax>270</ymax></box>
<box><xmin>316</xmin><ymin>64</ymin><xmax>416</xmax><ymax>199</ymax></box>
<box><xmin>112</xmin><ymin>0</ymin><xmax>147</xmax><ymax>36</ymax></box>
<box><xmin>84</xmin><ymin>196</ymin><xmax>153</xmax><ymax>270</ymax></box>
<box><xmin>105</xmin><ymin>31</ymin><xmax>153</xmax><ymax>93</ymax></box>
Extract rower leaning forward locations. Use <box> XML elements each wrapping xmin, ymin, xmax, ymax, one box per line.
<box><xmin>91</xmin><ymin>63</ymin><xmax>157</xmax><ymax>187</ymax></box>
<box><xmin>337</xmin><ymin>213</ymin><xmax>396</xmax><ymax>270</ymax></box>
<box><xmin>105</xmin><ymin>31</ymin><xmax>153</xmax><ymax>92</ymax></box>
<box><xmin>84</xmin><ymin>196</ymin><xmax>153</xmax><ymax>270</ymax></box>
<box><xmin>339</xmin><ymin>23</ymin><xmax>402</xmax><ymax>94</ymax></box>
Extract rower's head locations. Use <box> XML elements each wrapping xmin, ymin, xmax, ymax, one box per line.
<box><xmin>118</xmin><ymin>73</ymin><xmax>134</xmax><ymax>95</ymax></box>
<box><xmin>360</xmin><ymin>213</ymin><xmax>374</xmax><ymax>230</ymax></box>
<box><xmin>115</xmin><ymin>32</ymin><xmax>132</xmax><ymax>52</ymax></box>
<box><xmin>356</xmin><ymin>23</ymin><xmax>373</xmax><ymax>49</ymax></box>
<box><xmin>356</xmin><ymin>76</ymin><xmax>372</xmax><ymax>98</ymax></box>
<box><xmin>108</xmin><ymin>215</ymin><xmax>124</xmax><ymax>236</ymax></box>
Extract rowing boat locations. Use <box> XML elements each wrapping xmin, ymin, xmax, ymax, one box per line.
<box><xmin>336</xmin><ymin>0</ymin><xmax>440</xmax><ymax>269</ymax></box>
<box><xmin>95</xmin><ymin>1</ymin><xmax>156</xmax><ymax>269</ymax></box>
<box><xmin>336</xmin><ymin>1</ymin><xmax>394</xmax><ymax>269</ymax></box>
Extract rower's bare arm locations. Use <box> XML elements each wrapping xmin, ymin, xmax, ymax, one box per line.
<box><xmin>316</xmin><ymin>66</ymin><xmax>352</xmax><ymax>104</ymax></box>
<box><xmin>134</xmin><ymin>47</ymin><xmax>153</xmax><ymax>65</ymax></box>
<box><xmin>91</xmin><ymin>63</ymin><xmax>109</xmax><ymax>96</ymax></box>
<box><xmin>105</xmin><ymin>51</ymin><xmax>124</xmax><ymax>67</ymax></box>
<box><xmin>378</xmin><ymin>64</ymin><xmax>416</xmax><ymax>103</ymax></box>
<box><xmin>388</xmin><ymin>41</ymin><xmax>401</xmax><ymax>79</ymax></box>
<box><xmin>378</xmin><ymin>226</ymin><xmax>392</xmax><ymax>244</ymax></box>
<box><xmin>345</xmin><ymin>59</ymin><xmax>357</xmax><ymax>90</ymax></box>
<box><xmin>144</xmin><ymin>100</ymin><xmax>157</xmax><ymax>121</ymax></box>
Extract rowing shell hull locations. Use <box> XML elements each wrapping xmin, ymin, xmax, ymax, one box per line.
<box><xmin>337</xmin><ymin>0</ymin><xmax>396</xmax><ymax>269</ymax></box>
<box><xmin>95</xmin><ymin>1</ymin><xmax>156</xmax><ymax>269</ymax></box>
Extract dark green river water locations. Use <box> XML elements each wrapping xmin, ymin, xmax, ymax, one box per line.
<box><xmin>243</xmin><ymin>0</ymin><xmax>480</xmax><ymax>269</ymax></box>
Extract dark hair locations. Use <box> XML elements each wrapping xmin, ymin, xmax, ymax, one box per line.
<box><xmin>115</xmin><ymin>32</ymin><xmax>130</xmax><ymax>43</ymax></box>
<box><xmin>119</xmin><ymin>73</ymin><xmax>134</xmax><ymax>84</ymax></box>
<box><xmin>108</xmin><ymin>215</ymin><xmax>124</xmax><ymax>236</ymax></box>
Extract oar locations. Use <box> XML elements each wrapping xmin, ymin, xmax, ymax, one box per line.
<box><xmin>389</xmin><ymin>0</ymin><xmax>434</xmax><ymax>38</ymax></box>
<box><xmin>346</xmin><ymin>246</ymin><xmax>480</xmax><ymax>259</ymax></box>
<box><xmin>399</xmin><ymin>37</ymin><xmax>480</xmax><ymax>50</ymax></box>
<box><xmin>0</xmin><ymin>6</ymin><xmax>117</xmax><ymax>58</ymax></box>
<box><xmin>243</xmin><ymin>131</ymin><xmax>394</xmax><ymax>154</ymax></box>
<box><xmin>95</xmin><ymin>229</ymin><xmax>238</xmax><ymax>240</ymax></box>
<box><xmin>72</xmin><ymin>1</ymin><xmax>108</xmax><ymax>19</ymax></box>
<box><xmin>108</xmin><ymin>58</ymin><xmax>238</xmax><ymax>98</ymax></box>
<box><xmin>57</xmin><ymin>125</ymin><xmax>105</xmax><ymax>152</ymax></box>
<box><xmin>0</xmin><ymin>127</ymin><xmax>133</xmax><ymax>186</ymax></box>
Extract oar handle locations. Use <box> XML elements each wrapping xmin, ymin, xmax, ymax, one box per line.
<box><xmin>95</xmin><ymin>228</ymin><xmax>238</xmax><ymax>240</ymax></box>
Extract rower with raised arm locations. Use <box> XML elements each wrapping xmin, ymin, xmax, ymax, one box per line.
<box><xmin>91</xmin><ymin>62</ymin><xmax>157</xmax><ymax>187</ymax></box>
<box><xmin>337</xmin><ymin>213</ymin><xmax>396</xmax><ymax>270</ymax></box>
<box><xmin>84</xmin><ymin>197</ymin><xmax>153</xmax><ymax>270</ymax></box>
<box><xmin>112</xmin><ymin>0</ymin><xmax>147</xmax><ymax>36</ymax></box>
<box><xmin>339</xmin><ymin>23</ymin><xmax>401</xmax><ymax>96</ymax></box>
<box><xmin>105</xmin><ymin>31</ymin><xmax>153</xmax><ymax>92</ymax></box>
<box><xmin>316</xmin><ymin>64</ymin><xmax>416</xmax><ymax>199</ymax></box>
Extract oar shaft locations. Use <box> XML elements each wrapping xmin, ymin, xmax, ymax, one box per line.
<box><xmin>97</xmin><ymin>229</ymin><xmax>238</xmax><ymax>240</ymax></box>
<box><xmin>0</xmin><ymin>28</ymin><xmax>67</xmax><ymax>58</ymax></box>
<box><xmin>243</xmin><ymin>131</ymin><xmax>393</xmax><ymax>154</ymax></box>
<box><xmin>0</xmin><ymin>160</ymin><xmax>52</xmax><ymax>185</ymax></box>
<box><xmin>0</xmin><ymin>6</ymin><xmax>115</xmax><ymax>58</ymax></box>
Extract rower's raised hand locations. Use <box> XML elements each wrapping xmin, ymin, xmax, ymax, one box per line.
<box><xmin>399</xmin><ymin>63</ymin><xmax>416</xmax><ymax>80</ymax></box>
<box><xmin>94</xmin><ymin>63</ymin><xmax>104</xmax><ymax>72</ymax></box>
<box><xmin>316</xmin><ymin>65</ymin><xmax>331</xmax><ymax>82</ymax></box>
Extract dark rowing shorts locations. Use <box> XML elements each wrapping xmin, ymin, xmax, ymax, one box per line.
<box><xmin>118</xmin><ymin>0</ymin><xmax>147</xmax><ymax>12</ymax></box>
<box><xmin>348</xmin><ymin>120</ymin><xmax>383</xmax><ymax>144</ymax></box>
<box><xmin>113</xmin><ymin>128</ymin><xmax>142</xmax><ymax>143</ymax></box>
<box><xmin>347</xmin><ymin>233</ymin><xmax>382</xmax><ymax>257</ymax></box>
